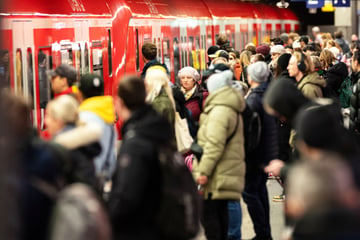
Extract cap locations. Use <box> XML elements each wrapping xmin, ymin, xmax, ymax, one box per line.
<box><xmin>78</xmin><ymin>73</ymin><xmax>104</xmax><ymax>98</ymax></box>
<box><xmin>48</xmin><ymin>64</ymin><xmax>77</xmax><ymax>85</ymax></box>
<box><xmin>207</xmin><ymin>45</ymin><xmax>220</xmax><ymax>56</ymax></box>
<box><xmin>208</xmin><ymin>50</ymin><xmax>229</xmax><ymax>60</ymax></box>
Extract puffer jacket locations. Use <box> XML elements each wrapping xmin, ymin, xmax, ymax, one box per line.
<box><xmin>324</xmin><ymin>62</ymin><xmax>348</xmax><ymax>98</ymax></box>
<box><xmin>297</xmin><ymin>72</ymin><xmax>326</xmax><ymax>99</ymax></box>
<box><xmin>192</xmin><ymin>86</ymin><xmax>246</xmax><ymax>200</ymax></box>
<box><xmin>349</xmin><ymin>72</ymin><xmax>360</xmax><ymax>132</ymax></box>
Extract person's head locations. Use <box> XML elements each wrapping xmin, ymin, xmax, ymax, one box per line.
<box><xmin>284</xmin><ymin>45</ymin><xmax>293</xmax><ymax>54</ymax></box>
<box><xmin>311</xmin><ymin>56</ymin><xmax>323</xmax><ymax>76</ymax></box>
<box><xmin>334</xmin><ymin>30</ymin><xmax>343</xmax><ymax>39</ymax></box>
<box><xmin>351</xmin><ymin>34</ymin><xmax>359</xmax><ymax>42</ymax></box>
<box><xmin>240</xmin><ymin>50</ymin><xmax>252</xmax><ymax>67</ymax></box>
<box><xmin>256</xmin><ymin>44</ymin><xmax>270</xmax><ymax>57</ymax></box>
<box><xmin>250</xmin><ymin>53</ymin><xmax>265</xmax><ymax>64</ymax></box>
<box><xmin>141</xmin><ymin>42</ymin><xmax>157</xmax><ymax>62</ymax></box>
<box><xmin>352</xmin><ymin>50</ymin><xmax>360</xmax><ymax>73</ymax></box>
<box><xmin>247</xmin><ymin>61</ymin><xmax>269</xmax><ymax>86</ymax></box>
<box><xmin>270</xmin><ymin>37</ymin><xmax>284</xmax><ymax>47</ymax></box>
<box><xmin>145</xmin><ymin>68</ymin><xmax>174</xmax><ymax>108</ymax></box>
<box><xmin>292</xmin><ymin>40</ymin><xmax>302</xmax><ymax>51</ymax></box>
<box><xmin>312</xmin><ymin>26</ymin><xmax>320</xmax><ymax>36</ymax></box>
<box><xmin>207</xmin><ymin>45</ymin><xmax>220</xmax><ymax>62</ymax></box>
<box><xmin>279</xmin><ymin>33</ymin><xmax>289</xmax><ymax>45</ymax></box>
<box><xmin>49</xmin><ymin>64</ymin><xmax>77</xmax><ymax>94</ymax></box>
<box><xmin>78</xmin><ymin>73</ymin><xmax>104</xmax><ymax>100</ymax></box>
<box><xmin>216</xmin><ymin>34</ymin><xmax>228</xmax><ymax>46</ymax></box>
<box><xmin>299</xmin><ymin>35</ymin><xmax>309</xmax><ymax>47</ymax></box>
<box><xmin>303</xmin><ymin>44</ymin><xmax>316</xmax><ymax>55</ymax></box>
<box><xmin>270</xmin><ymin>45</ymin><xmax>285</xmax><ymax>62</ymax></box>
<box><xmin>209</xmin><ymin>50</ymin><xmax>229</xmax><ymax>62</ymax></box>
<box><xmin>45</xmin><ymin>95</ymin><xmax>79</xmax><ymax>136</ymax></box>
<box><xmin>273</xmin><ymin>53</ymin><xmax>291</xmax><ymax>78</ymax></box>
<box><xmin>319</xmin><ymin>49</ymin><xmax>336</xmax><ymax>70</ymax></box>
<box><xmin>288</xmin><ymin>51</ymin><xmax>314</xmax><ymax>81</ymax></box>
<box><xmin>206</xmin><ymin>70</ymin><xmax>233</xmax><ymax>94</ymax></box>
<box><xmin>228</xmin><ymin>52</ymin><xmax>237</xmax><ymax>63</ymax></box>
<box><xmin>178</xmin><ymin>66</ymin><xmax>200</xmax><ymax>91</ymax></box>
<box><xmin>288</xmin><ymin>32</ymin><xmax>300</xmax><ymax>46</ymax></box>
<box><xmin>245</xmin><ymin>43</ymin><xmax>256</xmax><ymax>55</ymax></box>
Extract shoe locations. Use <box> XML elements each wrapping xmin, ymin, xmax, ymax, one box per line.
<box><xmin>272</xmin><ymin>194</ymin><xmax>285</xmax><ymax>202</ymax></box>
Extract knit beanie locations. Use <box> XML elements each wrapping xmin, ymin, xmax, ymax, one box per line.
<box><xmin>270</xmin><ymin>45</ymin><xmax>285</xmax><ymax>55</ymax></box>
<box><xmin>207</xmin><ymin>70</ymin><xmax>233</xmax><ymax>93</ymax></box>
<box><xmin>256</xmin><ymin>45</ymin><xmax>270</xmax><ymax>56</ymax></box>
<box><xmin>78</xmin><ymin>73</ymin><xmax>104</xmax><ymax>98</ymax></box>
<box><xmin>178</xmin><ymin>66</ymin><xmax>200</xmax><ymax>81</ymax></box>
<box><xmin>247</xmin><ymin>61</ymin><xmax>269</xmax><ymax>83</ymax></box>
<box><xmin>277</xmin><ymin>53</ymin><xmax>292</xmax><ymax>72</ymax></box>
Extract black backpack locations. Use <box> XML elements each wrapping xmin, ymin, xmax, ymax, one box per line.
<box><xmin>241</xmin><ymin>104</ymin><xmax>262</xmax><ymax>154</ymax></box>
<box><xmin>156</xmin><ymin>146</ymin><xmax>201</xmax><ymax>240</ymax></box>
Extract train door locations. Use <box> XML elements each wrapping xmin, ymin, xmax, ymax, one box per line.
<box><xmin>225</xmin><ymin>24</ymin><xmax>235</xmax><ymax>49</ymax></box>
<box><xmin>179</xmin><ymin>24</ymin><xmax>188</xmax><ymax>70</ymax></box>
<box><xmin>160</xmin><ymin>25</ymin><xmax>173</xmax><ymax>81</ymax></box>
<box><xmin>133</xmin><ymin>25</ymin><xmax>152</xmax><ymax>75</ymax></box>
<box><xmin>187</xmin><ymin>25</ymin><xmax>201</xmax><ymax>71</ymax></box>
<box><xmin>12</xmin><ymin>21</ymin><xmax>37</xmax><ymax>127</ymax></box>
<box><xmin>253</xmin><ymin>22</ymin><xmax>261</xmax><ymax>46</ymax></box>
<box><xmin>265</xmin><ymin>23</ymin><xmax>272</xmax><ymax>43</ymax></box>
<box><xmin>74</xmin><ymin>20</ymin><xmax>91</xmax><ymax>76</ymax></box>
<box><xmin>171</xmin><ymin>26</ymin><xmax>180</xmax><ymax>84</ymax></box>
<box><xmin>240</xmin><ymin>23</ymin><xmax>249</xmax><ymax>50</ymax></box>
<box><xmin>275</xmin><ymin>24</ymin><xmax>281</xmax><ymax>39</ymax></box>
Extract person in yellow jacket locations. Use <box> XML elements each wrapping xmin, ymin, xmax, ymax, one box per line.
<box><xmin>78</xmin><ymin>73</ymin><xmax>117</xmax><ymax>182</ymax></box>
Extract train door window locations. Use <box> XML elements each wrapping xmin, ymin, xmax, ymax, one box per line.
<box><xmin>194</xmin><ymin>36</ymin><xmax>201</xmax><ymax>70</ymax></box>
<box><xmin>157</xmin><ymin>38</ymin><xmax>162</xmax><ymax>63</ymax></box>
<box><xmin>38</xmin><ymin>48</ymin><xmax>51</xmax><ymax>109</ymax></box>
<box><xmin>83</xmin><ymin>43</ymin><xmax>90</xmax><ymax>74</ymax></box>
<box><xmin>60</xmin><ymin>43</ymin><xmax>73</xmax><ymax>65</ymax></box>
<box><xmin>188</xmin><ymin>36</ymin><xmax>194</xmax><ymax>69</ymax></box>
<box><xmin>173</xmin><ymin>37</ymin><xmax>180</xmax><ymax>82</ymax></box>
<box><xmin>135</xmin><ymin>28</ymin><xmax>140</xmax><ymax>72</ymax></box>
<box><xmin>201</xmin><ymin>35</ymin><xmax>206</xmax><ymax>71</ymax></box>
<box><xmin>162</xmin><ymin>38</ymin><xmax>170</xmax><ymax>73</ymax></box>
<box><xmin>0</xmin><ymin>50</ymin><xmax>10</xmax><ymax>89</ymax></box>
<box><xmin>27</xmin><ymin>48</ymin><xmax>34</xmax><ymax>106</ymax></box>
<box><xmin>180</xmin><ymin>36</ymin><xmax>187</xmax><ymax>68</ymax></box>
<box><xmin>207</xmin><ymin>34</ymin><xmax>212</xmax><ymax>49</ymax></box>
<box><xmin>15</xmin><ymin>49</ymin><xmax>23</xmax><ymax>94</ymax></box>
<box><xmin>74</xmin><ymin>43</ymin><xmax>81</xmax><ymax>76</ymax></box>
<box><xmin>92</xmin><ymin>41</ymin><xmax>103</xmax><ymax>77</ymax></box>
<box><xmin>108</xmin><ymin>29</ymin><xmax>113</xmax><ymax>76</ymax></box>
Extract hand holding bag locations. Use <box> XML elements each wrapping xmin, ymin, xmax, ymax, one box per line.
<box><xmin>174</xmin><ymin>112</ymin><xmax>194</xmax><ymax>153</ymax></box>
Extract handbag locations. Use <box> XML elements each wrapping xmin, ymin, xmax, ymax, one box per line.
<box><xmin>174</xmin><ymin>112</ymin><xmax>194</xmax><ymax>153</ymax></box>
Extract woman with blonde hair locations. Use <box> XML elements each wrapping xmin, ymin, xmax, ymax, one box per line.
<box><xmin>45</xmin><ymin>95</ymin><xmax>102</xmax><ymax>190</ymax></box>
<box><xmin>145</xmin><ymin>67</ymin><xmax>176</xmax><ymax>125</ymax></box>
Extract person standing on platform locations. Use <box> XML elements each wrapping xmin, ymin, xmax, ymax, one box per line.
<box><xmin>242</xmin><ymin>61</ymin><xmax>278</xmax><ymax>240</ymax></box>
<box><xmin>49</xmin><ymin>64</ymin><xmax>78</xmax><ymax>98</ymax></box>
<box><xmin>141</xmin><ymin>42</ymin><xmax>168</xmax><ymax>79</ymax></box>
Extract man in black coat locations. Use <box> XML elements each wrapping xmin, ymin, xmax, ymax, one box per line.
<box><xmin>242</xmin><ymin>61</ymin><xmax>279</xmax><ymax>240</ymax></box>
<box><xmin>108</xmin><ymin>75</ymin><xmax>173</xmax><ymax>240</ymax></box>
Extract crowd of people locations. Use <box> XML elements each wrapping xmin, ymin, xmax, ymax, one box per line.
<box><xmin>2</xmin><ymin>26</ymin><xmax>360</xmax><ymax>240</ymax></box>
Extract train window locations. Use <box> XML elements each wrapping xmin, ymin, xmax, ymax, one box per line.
<box><xmin>92</xmin><ymin>41</ymin><xmax>103</xmax><ymax>77</ymax></box>
<box><xmin>38</xmin><ymin>48</ymin><xmax>51</xmax><ymax>109</ymax></box>
<box><xmin>27</xmin><ymin>48</ymin><xmax>34</xmax><ymax>105</ymax></box>
<box><xmin>231</xmin><ymin>33</ymin><xmax>235</xmax><ymax>49</ymax></box>
<box><xmin>194</xmin><ymin>36</ymin><xmax>201</xmax><ymax>70</ymax></box>
<box><xmin>84</xmin><ymin>43</ymin><xmax>90</xmax><ymax>74</ymax></box>
<box><xmin>74</xmin><ymin>43</ymin><xmax>81</xmax><ymax>76</ymax></box>
<box><xmin>108</xmin><ymin>29</ymin><xmax>113</xmax><ymax>76</ymax></box>
<box><xmin>15</xmin><ymin>49</ymin><xmax>23</xmax><ymax>94</ymax></box>
<box><xmin>162</xmin><ymin>38</ymin><xmax>170</xmax><ymax>73</ymax></box>
<box><xmin>0</xmin><ymin>50</ymin><xmax>10</xmax><ymax>89</ymax></box>
<box><xmin>135</xmin><ymin>28</ymin><xmax>140</xmax><ymax>72</ymax></box>
<box><xmin>207</xmin><ymin>34</ymin><xmax>212</xmax><ymax>48</ymax></box>
<box><xmin>180</xmin><ymin>36</ymin><xmax>186</xmax><ymax>68</ymax></box>
<box><xmin>157</xmin><ymin>38</ymin><xmax>162</xmax><ymax>63</ymax></box>
<box><xmin>173</xmin><ymin>37</ymin><xmax>180</xmax><ymax>84</ymax></box>
<box><xmin>60</xmin><ymin>43</ymin><xmax>73</xmax><ymax>65</ymax></box>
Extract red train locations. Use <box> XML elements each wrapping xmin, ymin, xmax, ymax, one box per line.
<box><xmin>0</xmin><ymin>0</ymin><xmax>299</xmax><ymax>130</ymax></box>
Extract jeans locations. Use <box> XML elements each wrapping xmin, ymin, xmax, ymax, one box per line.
<box><xmin>227</xmin><ymin>201</ymin><xmax>242</xmax><ymax>240</ymax></box>
<box><xmin>202</xmin><ymin>199</ymin><xmax>228</xmax><ymax>240</ymax></box>
<box><xmin>242</xmin><ymin>170</ymin><xmax>271</xmax><ymax>239</ymax></box>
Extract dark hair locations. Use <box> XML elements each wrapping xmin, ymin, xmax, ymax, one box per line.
<box><xmin>270</xmin><ymin>37</ymin><xmax>284</xmax><ymax>46</ymax></box>
<box><xmin>141</xmin><ymin>42</ymin><xmax>157</xmax><ymax>61</ymax></box>
<box><xmin>118</xmin><ymin>75</ymin><xmax>146</xmax><ymax>111</ymax></box>
<box><xmin>303</xmin><ymin>45</ymin><xmax>315</xmax><ymax>52</ymax></box>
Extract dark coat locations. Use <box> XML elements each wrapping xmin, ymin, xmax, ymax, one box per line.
<box><xmin>141</xmin><ymin>59</ymin><xmax>169</xmax><ymax>79</ymax></box>
<box><xmin>246</xmin><ymin>82</ymin><xmax>279</xmax><ymax>171</ymax></box>
<box><xmin>324</xmin><ymin>62</ymin><xmax>348</xmax><ymax>98</ymax></box>
<box><xmin>350</xmin><ymin>72</ymin><xmax>360</xmax><ymax>132</ymax></box>
<box><xmin>184</xmin><ymin>85</ymin><xmax>208</xmax><ymax>122</ymax></box>
<box><xmin>108</xmin><ymin>105</ymin><xmax>172</xmax><ymax>240</ymax></box>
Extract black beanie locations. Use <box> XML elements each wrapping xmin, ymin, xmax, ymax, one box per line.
<box><xmin>78</xmin><ymin>73</ymin><xmax>104</xmax><ymax>98</ymax></box>
<box><xmin>277</xmin><ymin>53</ymin><xmax>291</xmax><ymax>73</ymax></box>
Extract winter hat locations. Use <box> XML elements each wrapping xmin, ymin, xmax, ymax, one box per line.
<box><xmin>178</xmin><ymin>66</ymin><xmax>200</xmax><ymax>81</ymax></box>
<box><xmin>206</xmin><ymin>70</ymin><xmax>233</xmax><ymax>93</ymax></box>
<box><xmin>202</xmin><ymin>63</ymin><xmax>231</xmax><ymax>78</ymax></box>
<box><xmin>276</xmin><ymin>53</ymin><xmax>292</xmax><ymax>71</ymax></box>
<box><xmin>247</xmin><ymin>61</ymin><xmax>269</xmax><ymax>83</ymax></box>
<box><xmin>292</xmin><ymin>40</ymin><xmax>301</xmax><ymax>49</ymax></box>
<box><xmin>328</xmin><ymin>47</ymin><xmax>340</xmax><ymax>58</ymax></box>
<box><xmin>256</xmin><ymin>45</ymin><xmax>270</xmax><ymax>56</ymax></box>
<box><xmin>78</xmin><ymin>73</ymin><xmax>104</xmax><ymax>98</ymax></box>
<box><xmin>209</xmin><ymin>50</ymin><xmax>229</xmax><ymax>60</ymax></box>
<box><xmin>270</xmin><ymin>45</ymin><xmax>285</xmax><ymax>55</ymax></box>
<box><xmin>48</xmin><ymin>64</ymin><xmax>77</xmax><ymax>85</ymax></box>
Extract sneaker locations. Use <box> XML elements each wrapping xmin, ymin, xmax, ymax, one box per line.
<box><xmin>272</xmin><ymin>194</ymin><xmax>285</xmax><ymax>202</ymax></box>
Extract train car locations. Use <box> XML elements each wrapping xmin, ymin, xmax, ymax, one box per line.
<box><xmin>0</xmin><ymin>0</ymin><xmax>299</xmax><ymax>131</ymax></box>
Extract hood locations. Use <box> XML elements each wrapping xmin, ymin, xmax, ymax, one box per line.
<box><xmin>79</xmin><ymin>96</ymin><xmax>115</xmax><ymax>124</ymax></box>
<box><xmin>298</xmin><ymin>72</ymin><xmax>327</xmax><ymax>89</ymax></box>
<box><xmin>263</xmin><ymin>78</ymin><xmax>311</xmax><ymax>125</ymax></box>
<box><xmin>122</xmin><ymin>105</ymin><xmax>173</xmax><ymax>144</ymax></box>
<box><xmin>203</xmin><ymin>86</ymin><xmax>245</xmax><ymax>114</ymax></box>
<box><xmin>327</xmin><ymin>62</ymin><xmax>348</xmax><ymax>79</ymax></box>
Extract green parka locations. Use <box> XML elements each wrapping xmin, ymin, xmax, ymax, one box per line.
<box><xmin>192</xmin><ymin>86</ymin><xmax>246</xmax><ymax>200</ymax></box>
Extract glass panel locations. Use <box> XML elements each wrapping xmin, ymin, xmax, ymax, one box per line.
<box><xmin>84</xmin><ymin>43</ymin><xmax>90</xmax><ymax>74</ymax></box>
<box><xmin>207</xmin><ymin>34</ymin><xmax>212</xmax><ymax>48</ymax></box>
<box><xmin>162</xmin><ymin>38</ymin><xmax>170</xmax><ymax>73</ymax></box>
<box><xmin>75</xmin><ymin>43</ymin><xmax>81</xmax><ymax>76</ymax></box>
<box><xmin>136</xmin><ymin>28</ymin><xmax>140</xmax><ymax>72</ymax></box>
<box><xmin>60</xmin><ymin>44</ymin><xmax>73</xmax><ymax>65</ymax></box>
<box><xmin>231</xmin><ymin>33</ymin><xmax>235</xmax><ymax>49</ymax></box>
<box><xmin>173</xmin><ymin>37</ymin><xmax>180</xmax><ymax>84</ymax></box>
<box><xmin>92</xmin><ymin>41</ymin><xmax>103</xmax><ymax>77</ymax></box>
<box><xmin>27</xmin><ymin>48</ymin><xmax>34</xmax><ymax>107</ymax></box>
<box><xmin>188</xmin><ymin>36</ymin><xmax>194</xmax><ymax>68</ymax></box>
<box><xmin>108</xmin><ymin>29</ymin><xmax>113</xmax><ymax>76</ymax></box>
<box><xmin>15</xmin><ymin>49</ymin><xmax>23</xmax><ymax>94</ymax></box>
<box><xmin>180</xmin><ymin>36</ymin><xmax>186</xmax><ymax>68</ymax></box>
<box><xmin>0</xmin><ymin>50</ymin><xmax>10</xmax><ymax>89</ymax></box>
<box><xmin>38</xmin><ymin>49</ymin><xmax>51</xmax><ymax>109</ymax></box>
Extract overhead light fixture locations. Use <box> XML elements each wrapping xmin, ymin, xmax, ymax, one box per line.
<box><xmin>276</xmin><ymin>0</ymin><xmax>289</xmax><ymax>8</ymax></box>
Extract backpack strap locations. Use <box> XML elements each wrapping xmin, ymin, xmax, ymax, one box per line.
<box><xmin>226</xmin><ymin>114</ymin><xmax>239</xmax><ymax>144</ymax></box>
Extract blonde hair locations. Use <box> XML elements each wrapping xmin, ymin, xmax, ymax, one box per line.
<box><xmin>145</xmin><ymin>68</ymin><xmax>175</xmax><ymax>110</ymax></box>
<box><xmin>46</xmin><ymin>95</ymin><xmax>79</xmax><ymax>124</ymax></box>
